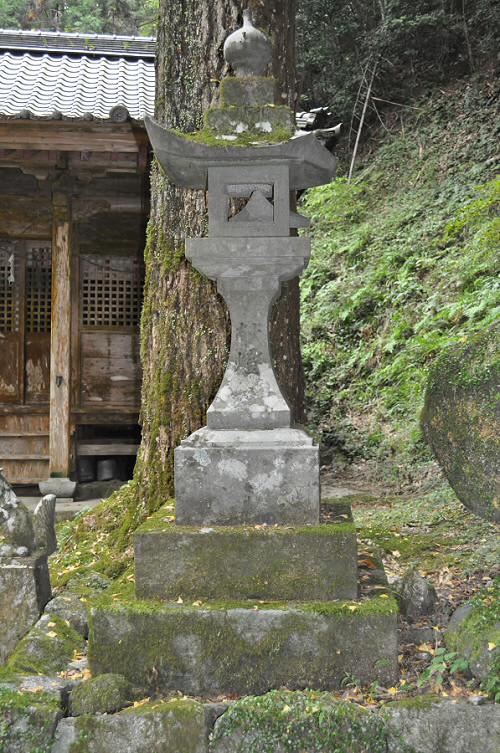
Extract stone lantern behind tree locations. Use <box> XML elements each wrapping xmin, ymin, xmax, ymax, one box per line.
<box><xmin>145</xmin><ymin>10</ymin><xmax>338</xmax><ymax>527</ymax></box>
<box><xmin>89</xmin><ymin>12</ymin><xmax>398</xmax><ymax>697</ymax></box>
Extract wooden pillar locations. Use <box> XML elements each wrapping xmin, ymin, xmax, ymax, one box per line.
<box><xmin>49</xmin><ymin>193</ymin><xmax>72</xmax><ymax>477</ymax></box>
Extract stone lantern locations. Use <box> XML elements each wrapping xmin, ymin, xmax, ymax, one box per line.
<box><xmin>89</xmin><ymin>12</ymin><xmax>398</xmax><ymax>698</ymax></box>
<box><xmin>144</xmin><ymin>14</ymin><xmax>338</xmax><ymax>527</ymax></box>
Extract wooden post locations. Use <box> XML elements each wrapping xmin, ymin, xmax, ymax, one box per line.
<box><xmin>49</xmin><ymin>193</ymin><xmax>72</xmax><ymax>477</ymax></box>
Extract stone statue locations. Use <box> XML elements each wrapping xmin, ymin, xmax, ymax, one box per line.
<box><xmin>0</xmin><ymin>469</ymin><xmax>57</xmax><ymax>557</ymax></box>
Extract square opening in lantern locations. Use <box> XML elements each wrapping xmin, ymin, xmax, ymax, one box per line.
<box><xmin>208</xmin><ymin>164</ymin><xmax>289</xmax><ymax>237</ymax></box>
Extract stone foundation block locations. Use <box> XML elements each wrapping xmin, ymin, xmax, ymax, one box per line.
<box><xmin>174</xmin><ymin>428</ymin><xmax>320</xmax><ymax>525</ymax></box>
<box><xmin>205</xmin><ymin>104</ymin><xmax>293</xmax><ymax>135</ymax></box>
<box><xmin>134</xmin><ymin>520</ymin><xmax>358</xmax><ymax>601</ymax></box>
<box><xmin>220</xmin><ymin>76</ymin><xmax>275</xmax><ymax>106</ymax></box>
<box><xmin>89</xmin><ymin>595</ymin><xmax>398</xmax><ymax>697</ymax></box>
<box><xmin>0</xmin><ymin>551</ymin><xmax>51</xmax><ymax>665</ymax></box>
<box><xmin>52</xmin><ymin>698</ymin><xmax>217</xmax><ymax>753</ymax></box>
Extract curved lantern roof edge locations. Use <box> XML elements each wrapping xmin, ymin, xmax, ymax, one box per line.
<box><xmin>145</xmin><ymin>115</ymin><xmax>336</xmax><ymax>190</ymax></box>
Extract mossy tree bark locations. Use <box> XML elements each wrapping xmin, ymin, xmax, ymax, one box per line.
<box><xmin>137</xmin><ymin>0</ymin><xmax>301</xmax><ymax>508</ymax></box>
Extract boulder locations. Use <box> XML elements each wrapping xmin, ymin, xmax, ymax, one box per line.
<box><xmin>386</xmin><ymin>697</ymin><xmax>500</xmax><ymax>753</ymax></box>
<box><xmin>69</xmin><ymin>674</ymin><xmax>131</xmax><ymax>716</ymax></box>
<box><xmin>0</xmin><ymin>551</ymin><xmax>51</xmax><ymax>665</ymax></box>
<box><xmin>211</xmin><ymin>691</ymin><xmax>398</xmax><ymax>753</ymax></box>
<box><xmin>3</xmin><ymin>613</ymin><xmax>85</xmax><ymax>676</ymax></box>
<box><xmin>421</xmin><ymin>326</ymin><xmax>500</xmax><ymax>522</ymax></box>
<box><xmin>445</xmin><ymin>595</ymin><xmax>499</xmax><ymax>686</ymax></box>
<box><xmin>398</xmin><ymin>570</ymin><xmax>438</xmax><ymax>621</ymax></box>
<box><xmin>0</xmin><ymin>684</ymin><xmax>62</xmax><ymax>753</ymax></box>
<box><xmin>45</xmin><ymin>592</ymin><xmax>89</xmax><ymax>638</ymax></box>
<box><xmin>52</xmin><ymin>698</ymin><xmax>212</xmax><ymax>753</ymax></box>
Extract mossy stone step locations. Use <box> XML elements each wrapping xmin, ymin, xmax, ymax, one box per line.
<box><xmin>89</xmin><ymin>592</ymin><xmax>398</xmax><ymax>697</ymax></box>
<box><xmin>134</xmin><ymin>518</ymin><xmax>358</xmax><ymax>602</ymax></box>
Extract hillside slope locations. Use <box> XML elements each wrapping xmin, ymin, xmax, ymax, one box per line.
<box><xmin>301</xmin><ymin>73</ymin><xmax>499</xmax><ymax>486</ymax></box>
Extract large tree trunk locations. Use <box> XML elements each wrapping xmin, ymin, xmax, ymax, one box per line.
<box><xmin>136</xmin><ymin>0</ymin><xmax>302</xmax><ymax>507</ymax></box>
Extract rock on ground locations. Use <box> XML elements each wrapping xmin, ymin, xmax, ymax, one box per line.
<box><xmin>398</xmin><ymin>570</ymin><xmax>438</xmax><ymax>621</ymax></box>
<box><xmin>386</xmin><ymin>698</ymin><xmax>500</xmax><ymax>753</ymax></box>
<box><xmin>52</xmin><ymin>698</ymin><xmax>212</xmax><ymax>753</ymax></box>
<box><xmin>421</xmin><ymin>325</ymin><xmax>500</xmax><ymax>523</ymax></box>
<box><xmin>69</xmin><ymin>673</ymin><xmax>131</xmax><ymax>716</ymax></box>
<box><xmin>45</xmin><ymin>592</ymin><xmax>89</xmax><ymax>638</ymax></box>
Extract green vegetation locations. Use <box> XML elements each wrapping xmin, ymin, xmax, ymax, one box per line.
<box><xmin>445</xmin><ymin>579</ymin><xmax>500</xmax><ymax>700</ymax></box>
<box><xmin>0</xmin><ymin>685</ymin><xmax>60</xmax><ymax>753</ymax></box>
<box><xmin>0</xmin><ymin>0</ymin><xmax>159</xmax><ymax>35</ymax></box>
<box><xmin>0</xmin><ymin>615</ymin><xmax>84</xmax><ymax>678</ymax></box>
<box><xmin>69</xmin><ymin>674</ymin><xmax>132</xmax><ymax>716</ymax></box>
<box><xmin>301</xmin><ymin>76</ymin><xmax>499</xmax><ymax>481</ymax></box>
<box><xmin>296</xmin><ymin>0</ymin><xmax>498</xmax><ymax>117</ymax></box>
<box><xmin>354</xmin><ymin>486</ymin><xmax>498</xmax><ymax>576</ymax></box>
<box><xmin>210</xmin><ymin>690</ymin><xmax>415</xmax><ymax>753</ymax></box>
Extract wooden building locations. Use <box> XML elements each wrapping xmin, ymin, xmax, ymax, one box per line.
<box><xmin>0</xmin><ymin>30</ymin><xmax>155</xmax><ymax>487</ymax></box>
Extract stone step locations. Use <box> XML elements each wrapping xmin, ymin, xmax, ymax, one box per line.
<box><xmin>134</xmin><ymin>516</ymin><xmax>358</xmax><ymax>602</ymax></box>
<box><xmin>89</xmin><ymin>593</ymin><xmax>398</xmax><ymax>697</ymax></box>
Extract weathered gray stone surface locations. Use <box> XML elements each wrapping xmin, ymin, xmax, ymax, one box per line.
<box><xmin>445</xmin><ymin>602</ymin><xmax>499</xmax><ymax>682</ymax></box>
<box><xmin>0</xmin><ymin>551</ymin><xmax>51</xmax><ymax>665</ymax></box>
<box><xmin>205</xmin><ymin>104</ymin><xmax>293</xmax><ymax>135</ymax></box>
<box><xmin>175</xmin><ymin>428</ymin><xmax>319</xmax><ymax>525</ymax></box>
<box><xmin>0</xmin><ymin>683</ymin><xmax>62</xmax><ymax>753</ymax></box>
<box><xmin>223</xmin><ymin>10</ymin><xmax>272</xmax><ymax>77</ymax></box>
<box><xmin>52</xmin><ymin>699</ymin><xmax>211</xmax><ymax>753</ymax></box>
<box><xmin>134</xmin><ymin>521</ymin><xmax>357</xmax><ymax>601</ymax></box>
<box><xmin>386</xmin><ymin>698</ymin><xmax>500</xmax><ymax>753</ymax></box>
<box><xmin>89</xmin><ymin>598</ymin><xmax>398</xmax><ymax>696</ymax></box>
<box><xmin>220</xmin><ymin>76</ymin><xmax>274</xmax><ymax>106</ymax></box>
<box><xmin>5</xmin><ymin>613</ymin><xmax>85</xmax><ymax>676</ymax></box>
<box><xmin>69</xmin><ymin>673</ymin><xmax>132</xmax><ymax>716</ymax></box>
<box><xmin>421</xmin><ymin>325</ymin><xmax>499</xmax><ymax>523</ymax></box>
<box><xmin>187</xmin><ymin>238</ymin><xmax>310</xmax><ymax>428</ymax></box>
<box><xmin>398</xmin><ymin>570</ymin><xmax>438</xmax><ymax>621</ymax></box>
<box><xmin>45</xmin><ymin>591</ymin><xmax>89</xmax><ymax>638</ymax></box>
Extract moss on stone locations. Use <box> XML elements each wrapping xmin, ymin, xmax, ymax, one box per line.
<box><xmin>88</xmin><ymin>589</ymin><xmax>398</xmax><ymax>696</ymax></box>
<box><xmin>444</xmin><ymin>579</ymin><xmax>500</xmax><ymax>698</ymax></box>
<box><xmin>172</xmin><ymin>124</ymin><xmax>294</xmax><ymax>148</ymax></box>
<box><xmin>220</xmin><ymin>76</ymin><xmax>275</xmax><ymax>106</ymax></box>
<box><xmin>421</xmin><ymin>324</ymin><xmax>499</xmax><ymax>522</ymax></box>
<box><xmin>0</xmin><ymin>684</ymin><xmax>61</xmax><ymax>753</ymax></box>
<box><xmin>0</xmin><ymin>614</ymin><xmax>84</xmax><ymax>678</ymax></box>
<box><xmin>69</xmin><ymin>674</ymin><xmax>132</xmax><ymax>716</ymax></box>
<box><xmin>210</xmin><ymin>690</ymin><xmax>415</xmax><ymax>753</ymax></box>
<box><xmin>386</xmin><ymin>694</ymin><xmax>441</xmax><ymax>711</ymax></box>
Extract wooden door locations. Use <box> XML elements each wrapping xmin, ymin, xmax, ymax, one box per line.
<box><xmin>0</xmin><ymin>239</ymin><xmax>51</xmax><ymax>405</ymax></box>
<box><xmin>24</xmin><ymin>243</ymin><xmax>52</xmax><ymax>403</ymax></box>
<box><xmin>0</xmin><ymin>241</ymin><xmax>24</xmax><ymax>402</ymax></box>
<box><xmin>79</xmin><ymin>255</ymin><xmax>143</xmax><ymax>408</ymax></box>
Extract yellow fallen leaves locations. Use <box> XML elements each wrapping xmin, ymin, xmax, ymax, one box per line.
<box><xmin>46</xmin><ymin>631</ymin><xmax>58</xmax><ymax>638</ymax></box>
<box><xmin>387</xmin><ymin>687</ymin><xmax>398</xmax><ymax>695</ymax></box>
<box><xmin>488</xmin><ymin>642</ymin><xmax>496</xmax><ymax>651</ymax></box>
<box><xmin>133</xmin><ymin>698</ymin><xmax>150</xmax><ymax>708</ymax></box>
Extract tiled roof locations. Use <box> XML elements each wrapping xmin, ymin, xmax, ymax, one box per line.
<box><xmin>0</xmin><ymin>29</ymin><xmax>155</xmax><ymax>121</ymax></box>
<box><xmin>0</xmin><ymin>29</ymin><xmax>156</xmax><ymax>57</ymax></box>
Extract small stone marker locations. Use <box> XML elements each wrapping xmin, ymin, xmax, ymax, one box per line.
<box><xmin>0</xmin><ymin>470</ymin><xmax>55</xmax><ymax>664</ymax></box>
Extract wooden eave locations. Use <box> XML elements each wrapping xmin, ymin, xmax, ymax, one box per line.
<box><xmin>0</xmin><ymin>119</ymin><xmax>149</xmax><ymax>153</ymax></box>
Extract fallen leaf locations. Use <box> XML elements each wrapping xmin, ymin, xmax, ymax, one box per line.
<box><xmin>488</xmin><ymin>642</ymin><xmax>496</xmax><ymax>651</ymax></box>
<box><xmin>176</xmin><ymin>596</ymin><xmax>183</xmax><ymax>604</ymax></box>
<box><xmin>387</xmin><ymin>687</ymin><xmax>398</xmax><ymax>695</ymax></box>
<box><xmin>46</xmin><ymin>631</ymin><xmax>58</xmax><ymax>638</ymax></box>
<box><xmin>133</xmin><ymin>698</ymin><xmax>150</xmax><ymax>708</ymax></box>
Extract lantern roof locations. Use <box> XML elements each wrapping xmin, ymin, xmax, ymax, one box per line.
<box><xmin>145</xmin><ymin>116</ymin><xmax>336</xmax><ymax>190</ymax></box>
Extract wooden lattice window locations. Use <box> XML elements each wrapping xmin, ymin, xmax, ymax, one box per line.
<box><xmin>0</xmin><ymin>241</ymin><xmax>20</xmax><ymax>333</ymax></box>
<box><xmin>80</xmin><ymin>255</ymin><xmax>143</xmax><ymax>328</ymax></box>
<box><xmin>25</xmin><ymin>244</ymin><xmax>52</xmax><ymax>334</ymax></box>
